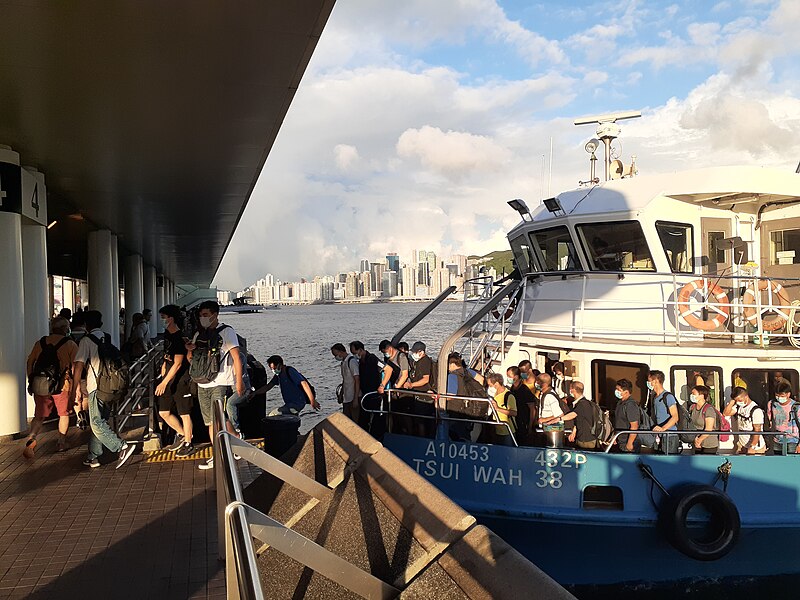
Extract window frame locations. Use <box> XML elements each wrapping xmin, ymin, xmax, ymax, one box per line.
<box><xmin>528</xmin><ymin>225</ymin><xmax>582</xmax><ymax>272</ymax></box>
<box><xmin>509</xmin><ymin>234</ymin><xmax>539</xmax><ymax>275</ymax></box>
<box><xmin>769</xmin><ymin>228</ymin><xmax>800</xmax><ymax>266</ymax></box>
<box><xmin>669</xmin><ymin>365</ymin><xmax>724</xmax><ymax>410</ymax></box>
<box><xmin>655</xmin><ymin>220</ymin><xmax>695</xmax><ymax>274</ymax></box>
<box><xmin>576</xmin><ymin>220</ymin><xmax>656</xmax><ymax>273</ymax></box>
<box><xmin>591</xmin><ymin>358</ymin><xmax>650</xmax><ymax>411</ymax></box>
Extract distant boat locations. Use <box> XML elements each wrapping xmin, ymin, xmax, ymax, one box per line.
<box><xmin>219</xmin><ymin>297</ymin><xmax>277</xmax><ymax>314</ymax></box>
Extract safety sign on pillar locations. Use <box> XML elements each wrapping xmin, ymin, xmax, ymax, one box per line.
<box><xmin>21</xmin><ymin>166</ymin><xmax>47</xmax><ymax>225</ymax></box>
<box><xmin>0</xmin><ymin>147</ymin><xmax>22</xmax><ymax>215</ymax></box>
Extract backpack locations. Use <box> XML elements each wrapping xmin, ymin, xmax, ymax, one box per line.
<box><xmin>287</xmin><ymin>366</ymin><xmax>315</xmax><ymax>402</ymax></box>
<box><xmin>498</xmin><ymin>391</ymin><xmax>518</xmax><ymax>432</ymax></box>
<box><xmin>87</xmin><ymin>334</ymin><xmax>130</xmax><ymax>403</ymax></box>
<box><xmin>189</xmin><ymin>325</ymin><xmax>231</xmax><ymax>384</ymax></box>
<box><xmin>447</xmin><ymin>370</ymin><xmax>489</xmax><ymax>419</ymax></box>
<box><xmin>585</xmin><ymin>399</ymin><xmax>605</xmax><ymax>441</ymax></box>
<box><xmin>636</xmin><ymin>404</ymin><xmax>657</xmax><ymax>448</ymax></box>
<box><xmin>655</xmin><ymin>391</ymin><xmax>695</xmax><ymax>443</ymax></box>
<box><xmin>336</xmin><ymin>356</ymin><xmax>358</xmax><ymax>404</ymax></box>
<box><xmin>428</xmin><ymin>358</ymin><xmax>438</xmax><ymax>393</ymax></box>
<box><xmin>29</xmin><ymin>337</ymin><xmax>70</xmax><ymax>396</ymax></box>
<box><xmin>701</xmin><ymin>403</ymin><xmax>731</xmax><ymax>443</ymax></box>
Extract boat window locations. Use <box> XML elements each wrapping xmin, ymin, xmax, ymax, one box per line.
<box><xmin>582</xmin><ymin>486</ymin><xmax>623</xmax><ymax>511</ymax></box>
<box><xmin>577</xmin><ymin>221</ymin><xmax>655</xmax><ymax>272</ymax></box>
<box><xmin>591</xmin><ymin>359</ymin><xmax>649</xmax><ymax>411</ymax></box>
<box><xmin>670</xmin><ymin>366</ymin><xmax>723</xmax><ymax>410</ymax></box>
<box><xmin>769</xmin><ymin>229</ymin><xmax>800</xmax><ymax>265</ymax></box>
<box><xmin>530</xmin><ymin>226</ymin><xmax>580</xmax><ymax>271</ymax></box>
<box><xmin>509</xmin><ymin>235</ymin><xmax>537</xmax><ymax>274</ymax></box>
<box><xmin>656</xmin><ymin>221</ymin><xmax>694</xmax><ymax>274</ymax></box>
<box><xmin>731</xmin><ymin>369</ymin><xmax>799</xmax><ymax>407</ymax></box>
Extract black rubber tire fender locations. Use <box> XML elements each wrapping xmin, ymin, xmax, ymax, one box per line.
<box><xmin>660</xmin><ymin>484</ymin><xmax>741</xmax><ymax>561</ymax></box>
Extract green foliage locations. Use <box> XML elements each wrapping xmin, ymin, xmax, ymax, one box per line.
<box><xmin>468</xmin><ymin>249</ymin><xmax>514</xmax><ymax>276</ymax></box>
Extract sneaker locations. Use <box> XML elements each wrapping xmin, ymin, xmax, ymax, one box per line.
<box><xmin>22</xmin><ymin>439</ymin><xmax>36</xmax><ymax>459</ymax></box>
<box><xmin>82</xmin><ymin>457</ymin><xmax>100</xmax><ymax>468</ymax></box>
<box><xmin>116</xmin><ymin>442</ymin><xmax>136</xmax><ymax>469</ymax></box>
<box><xmin>76</xmin><ymin>410</ymin><xmax>89</xmax><ymax>430</ymax></box>
<box><xmin>198</xmin><ymin>457</ymin><xmax>214</xmax><ymax>470</ymax></box>
<box><xmin>165</xmin><ymin>434</ymin><xmax>184</xmax><ymax>452</ymax></box>
<box><xmin>174</xmin><ymin>442</ymin><xmax>195</xmax><ymax>458</ymax></box>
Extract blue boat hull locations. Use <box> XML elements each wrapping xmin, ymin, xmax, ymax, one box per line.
<box><xmin>383</xmin><ymin>433</ymin><xmax>800</xmax><ymax>587</ymax></box>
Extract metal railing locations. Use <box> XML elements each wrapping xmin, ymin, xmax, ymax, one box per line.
<box><xmin>604</xmin><ymin>429</ymin><xmax>797</xmax><ymax>454</ymax></box>
<box><xmin>211</xmin><ymin>399</ymin><xmax>401</xmax><ymax>600</ymax></box>
<box><xmin>360</xmin><ymin>389</ymin><xmax>518</xmax><ymax>447</ymax></box>
<box><xmin>112</xmin><ymin>340</ymin><xmax>163</xmax><ymax>435</ymax></box>
<box><xmin>516</xmin><ymin>271</ymin><xmax>800</xmax><ymax>347</ymax></box>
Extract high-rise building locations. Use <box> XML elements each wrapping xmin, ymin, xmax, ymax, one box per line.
<box><xmin>359</xmin><ymin>271</ymin><xmax>372</xmax><ymax>297</ymax></box>
<box><xmin>370</xmin><ymin>262</ymin><xmax>385</xmax><ymax>293</ymax></box>
<box><xmin>430</xmin><ymin>267</ymin><xmax>451</xmax><ymax>296</ymax></box>
<box><xmin>360</xmin><ymin>259</ymin><xmax>371</xmax><ymax>272</ymax></box>
<box><xmin>382</xmin><ymin>271</ymin><xmax>398</xmax><ymax>297</ymax></box>
<box><xmin>386</xmin><ymin>253</ymin><xmax>399</xmax><ymax>273</ymax></box>
<box><xmin>401</xmin><ymin>266</ymin><xmax>418</xmax><ymax>298</ymax></box>
<box><xmin>417</xmin><ymin>260</ymin><xmax>430</xmax><ymax>286</ymax></box>
<box><xmin>345</xmin><ymin>273</ymin><xmax>359</xmax><ymax>298</ymax></box>
<box><xmin>449</xmin><ymin>255</ymin><xmax>468</xmax><ymax>276</ymax></box>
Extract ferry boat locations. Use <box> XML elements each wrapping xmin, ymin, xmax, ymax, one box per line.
<box><xmin>219</xmin><ymin>297</ymin><xmax>278</xmax><ymax>314</ymax></box>
<box><xmin>377</xmin><ymin>111</ymin><xmax>800</xmax><ymax>592</ymax></box>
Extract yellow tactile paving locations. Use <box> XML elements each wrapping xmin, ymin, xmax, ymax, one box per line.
<box><xmin>143</xmin><ymin>439</ymin><xmax>264</xmax><ymax>463</ymax></box>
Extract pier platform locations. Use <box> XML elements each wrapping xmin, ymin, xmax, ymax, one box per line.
<box><xmin>0</xmin><ymin>428</ymin><xmax>228</xmax><ymax>599</ymax></box>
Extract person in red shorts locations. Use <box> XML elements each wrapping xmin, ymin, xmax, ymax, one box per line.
<box><xmin>24</xmin><ymin>317</ymin><xmax>78</xmax><ymax>456</ymax></box>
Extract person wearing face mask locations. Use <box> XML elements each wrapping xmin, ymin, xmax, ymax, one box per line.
<box><xmin>486</xmin><ymin>373</ymin><xmax>517</xmax><ymax>446</ymax></box>
<box><xmin>724</xmin><ymin>387</ymin><xmax>766</xmax><ymax>454</ymax></box>
<box><xmin>405</xmin><ymin>341</ymin><xmax>435</xmax><ymax>438</ymax></box>
<box><xmin>648</xmin><ymin>370</ymin><xmax>679</xmax><ymax>455</ymax></box>
<box><xmin>331</xmin><ymin>343</ymin><xmax>360</xmax><ymax>421</ymax></box>
<box><xmin>155</xmin><ymin>304</ymin><xmax>195</xmax><ymax>457</ymax></box>
<box><xmin>612</xmin><ymin>379</ymin><xmax>641</xmax><ymax>453</ymax></box>
<box><xmin>261</xmin><ymin>355</ymin><xmax>319</xmax><ymax>417</ymax></box>
<box><xmin>350</xmin><ymin>340</ymin><xmax>383</xmax><ymax>433</ymax></box>
<box><xmin>186</xmin><ymin>300</ymin><xmax>246</xmax><ymax>470</ymax></box>
<box><xmin>506</xmin><ymin>366</ymin><xmax>535</xmax><ymax>446</ymax></box>
<box><xmin>688</xmin><ymin>385</ymin><xmax>719</xmax><ymax>455</ymax></box>
<box><xmin>767</xmin><ymin>382</ymin><xmax>800</xmax><ymax>455</ymax></box>
<box><xmin>537</xmin><ymin>373</ymin><xmax>567</xmax><ymax>448</ymax></box>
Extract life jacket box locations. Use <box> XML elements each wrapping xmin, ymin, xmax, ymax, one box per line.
<box><xmin>445</xmin><ymin>398</ymin><xmax>490</xmax><ymax>420</ymax></box>
<box><xmin>261</xmin><ymin>415</ymin><xmax>301</xmax><ymax>458</ymax></box>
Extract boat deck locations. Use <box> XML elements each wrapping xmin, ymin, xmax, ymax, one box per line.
<box><xmin>0</xmin><ymin>428</ymin><xmax>242</xmax><ymax>599</ymax></box>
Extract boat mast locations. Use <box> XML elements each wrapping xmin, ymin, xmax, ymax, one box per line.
<box><xmin>574</xmin><ymin>110</ymin><xmax>641</xmax><ymax>182</ymax></box>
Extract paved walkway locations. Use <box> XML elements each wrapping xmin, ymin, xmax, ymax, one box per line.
<box><xmin>0</xmin><ymin>428</ymin><xmax>228</xmax><ymax>599</ymax></box>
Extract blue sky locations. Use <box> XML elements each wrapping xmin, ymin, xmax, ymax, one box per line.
<box><xmin>214</xmin><ymin>0</ymin><xmax>800</xmax><ymax>290</ymax></box>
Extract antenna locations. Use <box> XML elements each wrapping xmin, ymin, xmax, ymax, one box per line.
<box><xmin>573</xmin><ymin>110</ymin><xmax>641</xmax><ymax>181</ymax></box>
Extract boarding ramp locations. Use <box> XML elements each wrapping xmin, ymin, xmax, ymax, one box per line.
<box><xmin>213</xmin><ymin>401</ymin><xmax>574</xmax><ymax>599</ymax></box>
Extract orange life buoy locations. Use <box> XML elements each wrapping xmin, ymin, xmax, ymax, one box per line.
<box><xmin>491</xmin><ymin>297</ymin><xmax>517</xmax><ymax>320</ymax></box>
<box><xmin>677</xmin><ymin>279</ymin><xmax>730</xmax><ymax>331</ymax></box>
<box><xmin>743</xmin><ymin>280</ymin><xmax>790</xmax><ymax>332</ymax></box>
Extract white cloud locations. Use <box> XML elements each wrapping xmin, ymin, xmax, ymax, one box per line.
<box><xmin>333</xmin><ymin>144</ymin><xmax>360</xmax><ymax>172</ymax></box>
<box><xmin>396</xmin><ymin>126</ymin><xmax>512</xmax><ymax>179</ymax></box>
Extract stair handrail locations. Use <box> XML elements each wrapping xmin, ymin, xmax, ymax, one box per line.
<box><xmin>391</xmin><ymin>285</ymin><xmax>457</xmax><ymax>346</ymax></box>
<box><xmin>436</xmin><ymin>280</ymin><xmax>523</xmax><ymax>394</ymax></box>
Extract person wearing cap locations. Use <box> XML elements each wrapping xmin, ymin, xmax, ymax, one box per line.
<box><xmin>405</xmin><ymin>341</ymin><xmax>435</xmax><ymax>437</ymax></box>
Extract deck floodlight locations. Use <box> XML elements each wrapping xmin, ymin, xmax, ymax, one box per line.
<box><xmin>507</xmin><ymin>198</ymin><xmax>531</xmax><ymax>220</ymax></box>
<box><xmin>543</xmin><ymin>197</ymin><xmax>563</xmax><ymax>214</ymax></box>
<box><xmin>585</xmin><ymin>138</ymin><xmax>600</xmax><ymax>154</ymax></box>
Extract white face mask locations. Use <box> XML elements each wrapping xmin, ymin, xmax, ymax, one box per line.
<box><xmin>690</xmin><ymin>394</ymin><xmax>698</xmax><ymax>404</ymax></box>
<box><xmin>505</xmin><ymin>376</ymin><xmax>515</xmax><ymax>386</ymax></box>
<box><xmin>487</xmin><ymin>386</ymin><xmax>497</xmax><ymax>397</ymax></box>
<box><xmin>411</xmin><ymin>352</ymin><xmax>422</xmax><ymax>361</ymax></box>
<box><xmin>161</xmin><ymin>318</ymin><xmax>169</xmax><ymax>328</ymax></box>
<box><xmin>614</xmin><ymin>389</ymin><xmax>623</xmax><ymax>399</ymax></box>
<box><xmin>335</xmin><ymin>355</ymin><xmax>344</xmax><ymax>362</ymax></box>
<box><xmin>646</xmin><ymin>381</ymin><xmax>654</xmax><ymax>390</ymax></box>
<box><xmin>777</xmin><ymin>395</ymin><xmax>791</xmax><ymax>404</ymax></box>
<box><xmin>736</xmin><ymin>400</ymin><xmax>746</xmax><ymax>406</ymax></box>
<box><xmin>199</xmin><ymin>316</ymin><xmax>213</xmax><ymax>329</ymax></box>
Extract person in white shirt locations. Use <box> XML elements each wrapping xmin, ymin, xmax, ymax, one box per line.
<box><xmin>186</xmin><ymin>300</ymin><xmax>245</xmax><ymax>471</ymax></box>
<box><xmin>70</xmin><ymin>310</ymin><xmax>135</xmax><ymax>469</ymax></box>
<box><xmin>723</xmin><ymin>386</ymin><xmax>766</xmax><ymax>454</ymax></box>
<box><xmin>331</xmin><ymin>343</ymin><xmax>360</xmax><ymax>421</ymax></box>
<box><xmin>551</xmin><ymin>362</ymin><xmax>567</xmax><ymax>400</ymax></box>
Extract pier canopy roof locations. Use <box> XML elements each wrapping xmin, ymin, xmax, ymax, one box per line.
<box><xmin>520</xmin><ymin>166</ymin><xmax>800</xmax><ymax>226</ymax></box>
<box><xmin>0</xmin><ymin>1</ymin><xmax>334</xmax><ymax>284</ymax></box>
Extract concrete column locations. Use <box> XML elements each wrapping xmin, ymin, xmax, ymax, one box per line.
<box><xmin>124</xmin><ymin>254</ymin><xmax>144</xmax><ymax>342</ymax></box>
<box><xmin>87</xmin><ymin>229</ymin><xmax>115</xmax><ymax>336</ymax></box>
<box><xmin>21</xmin><ymin>222</ymin><xmax>50</xmax><ymax>419</ymax></box>
<box><xmin>170</xmin><ymin>280</ymin><xmax>176</xmax><ymax>304</ymax></box>
<box><xmin>143</xmin><ymin>265</ymin><xmax>157</xmax><ymax>341</ymax></box>
<box><xmin>156</xmin><ymin>277</ymin><xmax>165</xmax><ymax>334</ymax></box>
<box><xmin>110</xmin><ymin>234</ymin><xmax>120</xmax><ymax>345</ymax></box>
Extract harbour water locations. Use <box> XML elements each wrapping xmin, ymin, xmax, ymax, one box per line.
<box><xmin>221</xmin><ymin>301</ymin><xmax>465</xmax><ymax>432</ymax></box>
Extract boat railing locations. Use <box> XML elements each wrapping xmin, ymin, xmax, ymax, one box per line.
<box><xmin>113</xmin><ymin>340</ymin><xmax>164</xmax><ymax>436</ymax></box>
<box><xmin>360</xmin><ymin>389</ymin><xmax>519</xmax><ymax>447</ymax></box>
<box><xmin>604</xmin><ymin>429</ymin><xmax>796</xmax><ymax>454</ymax></box>
<box><xmin>517</xmin><ymin>271</ymin><xmax>800</xmax><ymax>347</ymax></box>
<box><xmin>210</xmin><ymin>398</ymin><xmax>398</xmax><ymax>600</ymax></box>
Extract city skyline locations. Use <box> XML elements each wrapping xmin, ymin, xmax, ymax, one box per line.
<box><xmin>217</xmin><ymin>249</ymin><xmax>498</xmax><ymax>305</ymax></box>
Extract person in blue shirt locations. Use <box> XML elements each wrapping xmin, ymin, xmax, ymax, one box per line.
<box><xmin>263</xmin><ymin>355</ymin><xmax>319</xmax><ymax>415</ymax></box>
<box><xmin>648</xmin><ymin>370</ymin><xmax>680</xmax><ymax>454</ymax></box>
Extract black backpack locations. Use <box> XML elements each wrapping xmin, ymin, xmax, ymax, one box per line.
<box><xmin>446</xmin><ymin>369</ymin><xmax>488</xmax><ymax>419</ymax></box>
<box><xmin>189</xmin><ymin>325</ymin><xmax>231</xmax><ymax>384</ymax></box>
<box><xmin>29</xmin><ymin>337</ymin><xmax>70</xmax><ymax>396</ymax></box>
<box><xmin>654</xmin><ymin>391</ymin><xmax>695</xmax><ymax>443</ymax></box>
<box><xmin>586</xmin><ymin>399</ymin><xmax>605</xmax><ymax>441</ymax></box>
<box><xmin>87</xmin><ymin>334</ymin><xmax>130</xmax><ymax>403</ymax></box>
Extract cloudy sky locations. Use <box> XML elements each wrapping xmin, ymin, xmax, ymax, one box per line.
<box><xmin>213</xmin><ymin>0</ymin><xmax>800</xmax><ymax>290</ymax></box>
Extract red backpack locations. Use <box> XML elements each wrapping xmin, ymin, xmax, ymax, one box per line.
<box><xmin>702</xmin><ymin>403</ymin><xmax>731</xmax><ymax>443</ymax></box>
